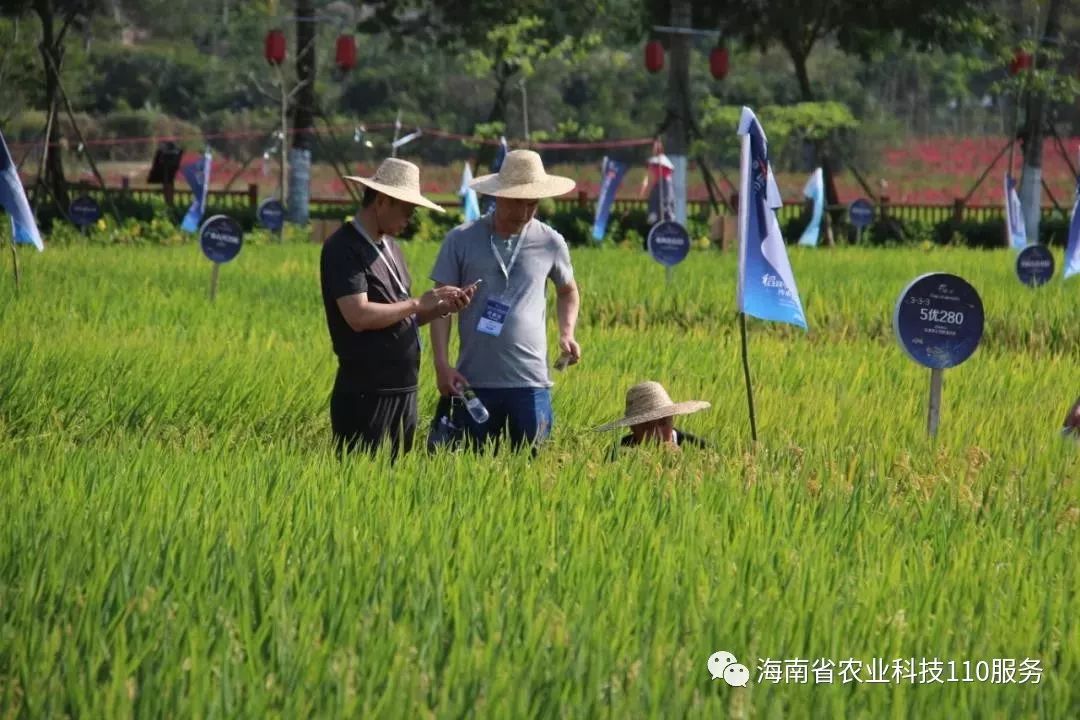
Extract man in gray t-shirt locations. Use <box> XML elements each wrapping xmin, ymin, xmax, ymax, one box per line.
<box><xmin>430</xmin><ymin>150</ymin><xmax>581</xmax><ymax>450</ymax></box>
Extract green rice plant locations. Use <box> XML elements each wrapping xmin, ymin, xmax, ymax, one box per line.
<box><xmin>0</xmin><ymin>240</ymin><xmax>1078</xmax><ymax>718</ymax></box>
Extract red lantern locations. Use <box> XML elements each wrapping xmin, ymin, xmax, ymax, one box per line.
<box><xmin>264</xmin><ymin>29</ymin><xmax>286</xmax><ymax>66</ymax></box>
<box><xmin>335</xmin><ymin>34</ymin><xmax>357</xmax><ymax>72</ymax></box>
<box><xmin>709</xmin><ymin>45</ymin><xmax>729</xmax><ymax>80</ymax></box>
<box><xmin>1009</xmin><ymin>49</ymin><xmax>1032</xmax><ymax>76</ymax></box>
<box><xmin>644</xmin><ymin>40</ymin><xmax>664</xmax><ymax>73</ymax></box>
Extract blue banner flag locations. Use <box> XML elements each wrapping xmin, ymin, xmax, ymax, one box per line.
<box><xmin>491</xmin><ymin>136</ymin><xmax>508</xmax><ymax>173</ymax></box>
<box><xmin>1004</xmin><ymin>173</ymin><xmax>1027</xmax><ymax>250</ymax></box>
<box><xmin>180</xmin><ymin>151</ymin><xmax>212</xmax><ymax>233</ymax></box>
<box><xmin>591</xmin><ymin>157</ymin><xmax>627</xmax><ymax>242</ymax></box>
<box><xmin>459</xmin><ymin>162</ymin><xmax>481</xmax><ymax>223</ymax></box>
<box><xmin>797</xmin><ymin>167</ymin><xmax>824</xmax><ymax>247</ymax></box>
<box><xmin>0</xmin><ymin>130</ymin><xmax>43</xmax><ymax>251</ymax></box>
<box><xmin>1065</xmin><ymin>173</ymin><xmax>1080</xmax><ymax>279</ymax></box>
<box><xmin>736</xmin><ymin>107</ymin><xmax>807</xmax><ymax>330</ymax></box>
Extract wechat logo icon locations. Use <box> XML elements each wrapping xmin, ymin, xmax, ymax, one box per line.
<box><xmin>708</xmin><ymin>650</ymin><xmax>750</xmax><ymax>687</ymax></box>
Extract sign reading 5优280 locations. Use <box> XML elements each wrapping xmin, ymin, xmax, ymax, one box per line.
<box><xmin>893</xmin><ymin>272</ymin><xmax>984</xmax><ymax>369</ymax></box>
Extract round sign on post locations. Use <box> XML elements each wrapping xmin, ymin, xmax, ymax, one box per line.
<box><xmin>1015</xmin><ymin>244</ymin><xmax>1054</xmax><ymax>287</ymax></box>
<box><xmin>848</xmin><ymin>198</ymin><xmax>875</xmax><ymax>231</ymax></box>
<box><xmin>199</xmin><ymin>215</ymin><xmax>244</xmax><ymax>264</ymax></box>
<box><xmin>257</xmin><ymin>198</ymin><xmax>285</xmax><ymax>233</ymax></box>
<box><xmin>894</xmin><ymin>273</ymin><xmax>984</xmax><ymax>369</ymax></box>
<box><xmin>893</xmin><ymin>272</ymin><xmax>984</xmax><ymax>437</ymax></box>
<box><xmin>646</xmin><ymin>220</ymin><xmax>691</xmax><ymax>268</ymax></box>
<box><xmin>199</xmin><ymin>215</ymin><xmax>243</xmax><ymax>302</ymax></box>
<box><xmin>69</xmin><ymin>196</ymin><xmax>102</xmax><ymax>230</ymax></box>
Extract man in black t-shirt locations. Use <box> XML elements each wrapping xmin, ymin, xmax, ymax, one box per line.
<box><xmin>321</xmin><ymin>158</ymin><xmax>473</xmax><ymax>458</ymax></box>
<box><xmin>1063</xmin><ymin>396</ymin><xmax>1080</xmax><ymax>438</ymax></box>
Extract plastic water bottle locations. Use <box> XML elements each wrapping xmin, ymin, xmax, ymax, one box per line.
<box><xmin>461</xmin><ymin>385</ymin><xmax>490</xmax><ymax>424</ymax></box>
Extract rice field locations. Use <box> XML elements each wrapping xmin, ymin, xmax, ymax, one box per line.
<box><xmin>1</xmin><ymin>236</ymin><xmax>1078</xmax><ymax>718</ymax></box>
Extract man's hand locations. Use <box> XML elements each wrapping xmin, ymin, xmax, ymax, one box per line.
<box><xmin>419</xmin><ymin>285</ymin><xmax>470</xmax><ymax>318</ymax></box>
<box><xmin>558</xmin><ymin>335</ymin><xmax>582</xmax><ymax>366</ymax></box>
<box><xmin>436</xmin><ymin>363</ymin><xmax>469</xmax><ymax>397</ymax></box>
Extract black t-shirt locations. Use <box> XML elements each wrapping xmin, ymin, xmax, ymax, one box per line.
<box><xmin>618</xmin><ymin>428</ymin><xmax>708</xmax><ymax>449</ymax></box>
<box><xmin>320</xmin><ymin>222</ymin><xmax>419</xmax><ymax>393</ymax></box>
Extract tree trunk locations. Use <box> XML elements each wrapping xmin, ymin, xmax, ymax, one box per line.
<box><xmin>486</xmin><ymin>63</ymin><xmax>511</xmax><ymax>125</ymax></box>
<box><xmin>1019</xmin><ymin>0</ymin><xmax>1065</xmax><ymax>243</ymax></box>
<box><xmin>790</xmin><ymin>49</ymin><xmax>841</xmax><ymax>235</ymax></box>
<box><xmin>288</xmin><ymin>0</ymin><xmax>316</xmax><ymax>225</ymax></box>
<box><xmin>35</xmin><ymin>0</ymin><xmax>69</xmax><ymax>212</ymax></box>
<box><xmin>664</xmin><ymin>0</ymin><xmax>691</xmax><ymax>224</ymax></box>
<box><xmin>476</xmin><ymin>62</ymin><xmax>511</xmax><ymax>170</ymax></box>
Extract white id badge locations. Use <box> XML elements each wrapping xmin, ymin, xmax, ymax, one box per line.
<box><xmin>476</xmin><ymin>297</ymin><xmax>511</xmax><ymax>336</ymax></box>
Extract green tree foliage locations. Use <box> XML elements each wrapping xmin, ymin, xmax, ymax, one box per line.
<box><xmin>647</xmin><ymin>0</ymin><xmax>1001</xmax><ymax>100</ymax></box>
<box><xmin>645</xmin><ymin>0</ymin><xmax>1003</xmax><ymax>206</ymax></box>
<box><xmin>0</xmin><ymin>0</ymin><xmax>104</xmax><ymax>206</ymax></box>
<box><xmin>4</xmin><ymin>0</ymin><xmax>1079</xmax><ymax>186</ymax></box>
<box><xmin>697</xmin><ymin>99</ymin><xmax>859</xmax><ymax>167</ymax></box>
<box><xmin>355</xmin><ymin>0</ymin><xmax>642</xmax><ymax>141</ymax></box>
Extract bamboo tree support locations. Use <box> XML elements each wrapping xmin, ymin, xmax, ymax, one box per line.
<box><xmin>223</xmin><ymin>130</ymin><xmax>277</xmax><ymax>191</ymax></box>
<box><xmin>847</xmin><ymin>162</ymin><xmax>879</xmax><ymax>200</ymax></box>
<box><xmin>29</xmin><ymin>97</ymin><xmax>58</xmax><ymax>209</ymax></box>
<box><xmin>1040</xmin><ymin>177</ymin><xmax>1070</xmax><ymax>220</ymax></box>
<box><xmin>960</xmin><ymin>138</ymin><xmax>1015</xmax><ymax>206</ymax></box>
<box><xmin>1047</xmin><ymin>122</ymin><xmax>1079</xmax><ymax>180</ymax></box>
<box><xmin>695</xmin><ymin>154</ymin><xmax>734</xmax><ymax>214</ymax></box>
<box><xmin>310</xmin><ymin>104</ymin><xmax>361</xmax><ymax>203</ymax></box>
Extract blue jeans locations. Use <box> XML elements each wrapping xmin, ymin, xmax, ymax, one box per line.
<box><xmin>455</xmin><ymin>387</ymin><xmax>553</xmax><ymax>451</ymax></box>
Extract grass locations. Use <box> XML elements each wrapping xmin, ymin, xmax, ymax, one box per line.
<box><xmin>1</xmin><ymin>238</ymin><xmax>1078</xmax><ymax>718</ymax></box>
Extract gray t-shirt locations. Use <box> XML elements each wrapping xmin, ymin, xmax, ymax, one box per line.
<box><xmin>431</xmin><ymin>214</ymin><xmax>574</xmax><ymax>389</ymax></box>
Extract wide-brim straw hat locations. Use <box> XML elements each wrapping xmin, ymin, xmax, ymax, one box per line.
<box><xmin>345</xmin><ymin>158</ymin><xmax>445</xmax><ymax>212</ymax></box>
<box><xmin>594</xmin><ymin>381</ymin><xmax>710</xmax><ymax>431</ymax></box>
<box><xmin>469</xmin><ymin>149</ymin><xmax>576</xmax><ymax>199</ymax></box>
<box><xmin>647</xmin><ymin>153</ymin><xmax>674</xmax><ymax>170</ymax></box>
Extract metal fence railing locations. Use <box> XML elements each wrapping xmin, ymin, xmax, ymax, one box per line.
<box><xmin>70</xmin><ymin>181</ymin><xmax>1038</xmax><ymax>227</ymax></box>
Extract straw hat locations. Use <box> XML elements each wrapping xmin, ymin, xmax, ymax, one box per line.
<box><xmin>344</xmin><ymin>158</ymin><xmax>445</xmax><ymax>212</ymax></box>
<box><xmin>469</xmin><ymin>149</ymin><xmax>576</xmax><ymax>199</ymax></box>
<box><xmin>647</xmin><ymin>153</ymin><xmax>674</xmax><ymax>170</ymax></box>
<box><xmin>594</xmin><ymin>381</ymin><xmax>710</xmax><ymax>431</ymax></box>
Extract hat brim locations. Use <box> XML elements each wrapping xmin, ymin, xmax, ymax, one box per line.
<box><xmin>593</xmin><ymin>400</ymin><xmax>711</xmax><ymax>432</ymax></box>
<box><xmin>468</xmin><ymin>173</ymin><xmax>576</xmax><ymax>199</ymax></box>
<box><xmin>344</xmin><ymin>176</ymin><xmax>445</xmax><ymax>213</ymax></box>
<box><xmin>648</xmin><ymin>154</ymin><xmax>674</xmax><ymax>170</ymax></box>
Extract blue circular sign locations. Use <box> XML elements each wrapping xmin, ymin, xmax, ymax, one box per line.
<box><xmin>257</xmin><ymin>198</ymin><xmax>285</xmax><ymax>231</ymax></box>
<box><xmin>646</xmin><ymin>220</ymin><xmax>691</xmax><ymax>267</ymax></box>
<box><xmin>69</xmin><ymin>196</ymin><xmax>102</xmax><ymax>228</ymax></box>
<box><xmin>199</xmin><ymin>215</ymin><xmax>243</xmax><ymax>264</ymax></box>
<box><xmin>1016</xmin><ymin>244</ymin><xmax>1054</xmax><ymax>287</ymax></box>
<box><xmin>849</xmin><ymin>199</ymin><xmax>875</xmax><ymax>230</ymax></box>
<box><xmin>893</xmin><ymin>273</ymin><xmax>984</xmax><ymax>369</ymax></box>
